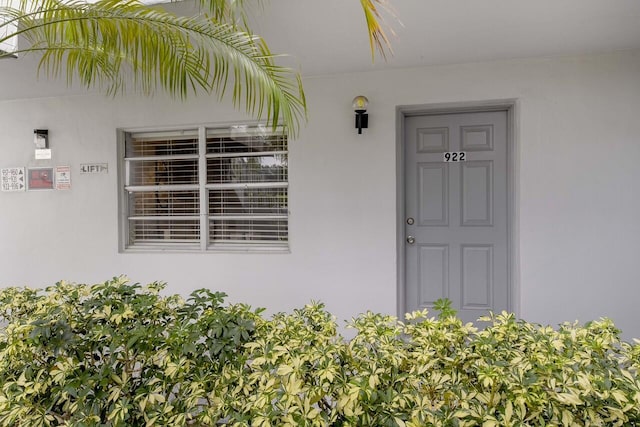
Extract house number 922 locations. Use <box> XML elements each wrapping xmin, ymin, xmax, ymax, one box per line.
<box><xmin>443</xmin><ymin>152</ymin><xmax>466</xmax><ymax>162</ymax></box>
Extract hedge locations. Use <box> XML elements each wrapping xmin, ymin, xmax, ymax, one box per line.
<box><xmin>0</xmin><ymin>277</ymin><xmax>638</xmax><ymax>426</ymax></box>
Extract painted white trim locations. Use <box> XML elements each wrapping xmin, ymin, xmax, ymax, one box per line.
<box><xmin>395</xmin><ymin>99</ymin><xmax>520</xmax><ymax>318</ymax></box>
<box><xmin>116</xmin><ymin>129</ymin><xmax>128</xmax><ymax>253</ymax></box>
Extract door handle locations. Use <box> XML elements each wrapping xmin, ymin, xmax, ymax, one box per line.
<box><xmin>407</xmin><ymin>236</ymin><xmax>415</xmax><ymax>244</ymax></box>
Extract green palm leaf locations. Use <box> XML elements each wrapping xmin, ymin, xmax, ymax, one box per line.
<box><xmin>1</xmin><ymin>0</ymin><xmax>306</xmax><ymax>135</ymax></box>
<box><xmin>0</xmin><ymin>0</ymin><xmax>394</xmax><ymax>137</ymax></box>
<box><xmin>360</xmin><ymin>0</ymin><xmax>394</xmax><ymax>60</ymax></box>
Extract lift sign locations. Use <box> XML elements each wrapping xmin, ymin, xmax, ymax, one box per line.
<box><xmin>80</xmin><ymin>163</ymin><xmax>108</xmax><ymax>174</ymax></box>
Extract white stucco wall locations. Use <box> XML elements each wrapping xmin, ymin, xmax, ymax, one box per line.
<box><xmin>1</xmin><ymin>50</ymin><xmax>639</xmax><ymax>338</ymax></box>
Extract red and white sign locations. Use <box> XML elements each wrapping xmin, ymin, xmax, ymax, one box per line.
<box><xmin>55</xmin><ymin>166</ymin><xmax>71</xmax><ymax>190</ymax></box>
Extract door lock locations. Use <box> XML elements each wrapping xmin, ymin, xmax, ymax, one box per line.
<box><xmin>406</xmin><ymin>236</ymin><xmax>415</xmax><ymax>244</ymax></box>
<box><xmin>406</xmin><ymin>217</ymin><xmax>414</xmax><ymax>225</ymax></box>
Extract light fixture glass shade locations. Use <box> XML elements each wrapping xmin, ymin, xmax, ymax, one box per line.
<box><xmin>352</xmin><ymin>95</ymin><xmax>369</xmax><ymax>112</ymax></box>
<box><xmin>0</xmin><ymin>20</ymin><xmax>18</xmax><ymax>56</ymax></box>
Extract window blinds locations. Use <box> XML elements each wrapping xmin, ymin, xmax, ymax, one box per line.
<box><xmin>123</xmin><ymin>126</ymin><xmax>288</xmax><ymax>251</ymax></box>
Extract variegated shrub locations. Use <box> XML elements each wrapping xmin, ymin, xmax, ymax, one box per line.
<box><xmin>0</xmin><ymin>277</ymin><xmax>638</xmax><ymax>426</ymax></box>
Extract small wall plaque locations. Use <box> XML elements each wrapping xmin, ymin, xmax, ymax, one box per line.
<box><xmin>28</xmin><ymin>167</ymin><xmax>54</xmax><ymax>190</ymax></box>
<box><xmin>35</xmin><ymin>149</ymin><xmax>52</xmax><ymax>160</ymax></box>
<box><xmin>1</xmin><ymin>167</ymin><xmax>26</xmax><ymax>192</ymax></box>
<box><xmin>55</xmin><ymin>166</ymin><xmax>71</xmax><ymax>190</ymax></box>
<box><xmin>443</xmin><ymin>152</ymin><xmax>467</xmax><ymax>162</ymax></box>
<box><xmin>80</xmin><ymin>163</ymin><xmax>108</xmax><ymax>174</ymax></box>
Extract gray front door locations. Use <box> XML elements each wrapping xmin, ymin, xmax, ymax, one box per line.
<box><xmin>404</xmin><ymin>110</ymin><xmax>509</xmax><ymax>324</ymax></box>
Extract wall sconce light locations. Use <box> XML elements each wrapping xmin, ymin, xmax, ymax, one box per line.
<box><xmin>352</xmin><ymin>96</ymin><xmax>369</xmax><ymax>134</ymax></box>
<box><xmin>34</xmin><ymin>129</ymin><xmax>48</xmax><ymax>149</ymax></box>
<box><xmin>33</xmin><ymin>129</ymin><xmax>52</xmax><ymax>160</ymax></box>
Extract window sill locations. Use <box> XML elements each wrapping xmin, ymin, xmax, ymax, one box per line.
<box><xmin>121</xmin><ymin>244</ymin><xmax>290</xmax><ymax>254</ymax></box>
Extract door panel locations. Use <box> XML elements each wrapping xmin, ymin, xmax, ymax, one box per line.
<box><xmin>418</xmin><ymin>127</ymin><xmax>449</xmax><ymax>152</ymax></box>
<box><xmin>461</xmin><ymin>161</ymin><xmax>493</xmax><ymax>226</ymax></box>
<box><xmin>461</xmin><ymin>244</ymin><xmax>493</xmax><ymax>308</ymax></box>
<box><xmin>418</xmin><ymin>163</ymin><xmax>448</xmax><ymax>225</ymax></box>
<box><xmin>418</xmin><ymin>244</ymin><xmax>449</xmax><ymax>306</ymax></box>
<box><xmin>404</xmin><ymin>111</ymin><xmax>508</xmax><ymax>324</ymax></box>
<box><xmin>461</xmin><ymin>125</ymin><xmax>494</xmax><ymax>151</ymax></box>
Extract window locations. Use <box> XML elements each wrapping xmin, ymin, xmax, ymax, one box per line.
<box><xmin>120</xmin><ymin>125</ymin><xmax>288</xmax><ymax>251</ymax></box>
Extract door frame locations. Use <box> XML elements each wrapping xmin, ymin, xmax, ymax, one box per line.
<box><xmin>395</xmin><ymin>99</ymin><xmax>520</xmax><ymax>318</ymax></box>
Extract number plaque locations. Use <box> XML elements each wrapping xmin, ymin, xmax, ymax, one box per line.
<box><xmin>443</xmin><ymin>152</ymin><xmax>466</xmax><ymax>162</ymax></box>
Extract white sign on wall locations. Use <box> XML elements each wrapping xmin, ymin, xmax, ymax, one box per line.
<box><xmin>35</xmin><ymin>149</ymin><xmax>52</xmax><ymax>160</ymax></box>
<box><xmin>1</xmin><ymin>167</ymin><xmax>25</xmax><ymax>192</ymax></box>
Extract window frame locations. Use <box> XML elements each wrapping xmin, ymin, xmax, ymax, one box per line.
<box><xmin>117</xmin><ymin>123</ymin><xmax>290</xmax><ymax>253</ymax></box>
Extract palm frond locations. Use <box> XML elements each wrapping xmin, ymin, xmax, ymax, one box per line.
<box><xmin>360</xmin><ymin>0</ymin><xmax>395</xmax><ymax>60</ymax></box>
<box><xmin>0</xmin><ymin>0</ymin><xmax>397</xmax><ymax>136</ymax></box>
<box><xmin>1</xmin><ymin>0</ymin><xmax>306</xmax><ymax>136</ymax></box>
<box><xmin>195</xmin><ymin>0</ymin><xmax>250</xmax><ymax>27</ymax></box>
